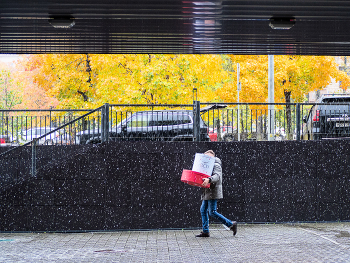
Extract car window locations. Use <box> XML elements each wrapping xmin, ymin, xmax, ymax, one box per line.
<box><xmin>149</xmin><ymin>112</ymin><xmax>192</xmax><ymax>126</ymax></box>
<box><xmin>127</xmin><ymin>114</ymin><xmax>150</xmax><ymax>128</ymax></box>
<box><xmin>24</xmin><ymin>129</ymin><xmax>35</xmax><ymax>136</ymax></box>
<box><xmin>34</xmin><ymin>128</ymin><xmax>52</xmax><ymax>135</ymax></box>
<box><xmin>322</xmin><ymin>98</ymin><xmax>350</xmax><ymax>103</ymax></box>
<box><xmin>37</xmin><ymin>129</ymin><xmax>46</xmax><ymax>135</ymax></box>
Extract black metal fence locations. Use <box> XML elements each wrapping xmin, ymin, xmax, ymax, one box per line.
<box><xmin>0</xmin><ymin>109</ymin><xmax>97</xmax><ymax>146</ymax></box>
<box><xmin>2</xmin><ymin>102</ymin><xmax>350</xmax><ymax>148</ymax></box>
<box><xmin>0</xmin><ymin>106</ymin><xmax>105</xmax><ymax>176</ymax></box>
<box><xmin>201</xmin><ymin>103</ymin><xmax>305</xmax><ymax>141</ymax></box>
<box><xmin>2</xmin><ymin>101</ymin><xmax>350</xmax><ymax>188</ymax></box>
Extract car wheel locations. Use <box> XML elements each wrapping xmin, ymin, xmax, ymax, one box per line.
<box><xmin>86</xmin><ymin>137</ymin><xmax>101</xmax><ymax>144</ymax></box>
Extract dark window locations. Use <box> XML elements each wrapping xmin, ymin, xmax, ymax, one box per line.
<box><xmin>322</xmin><ymin>98</ymin><xmax>350</xmax><ymax>103</ymax></box>
<box><xmin>149</xmin><ymin>112</ymin><xmax>192</xmax><ymax>126</ymax></box>
<box><xmin>127</xmin><ymin>114</ymin><xmax>150</xmax><ymax>128</ymax></box>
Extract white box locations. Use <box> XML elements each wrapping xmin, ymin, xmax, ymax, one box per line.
<box><xmin>192</xmin><ymin>153</ymin><xmax>215</xmax><ymax>176</ymax></box>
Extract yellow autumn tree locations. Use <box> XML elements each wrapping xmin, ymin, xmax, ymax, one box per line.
<box><xmin>19</xmin><ymin>54</ymin><xmax>229</xmax><ymax>109</ymax></box>
<box><xmin>219</xmin><ymin>55</ymin><xmax>350</xmax><ymax>103</ymax></box>
<box><xmin>219</xmin><ymin>55</ymin><xmax>268</xmax><ymax>104</ymax></box>
<box><xmin>18</xmin><ymin>54</ymin><xmax>350</xmax><ymax>111</ymax></box>
<box><xmin>19</xmin><ymin>54</ymin><xmax>98</xmax><ymax>109</ymax></box>
<box><xmin>218</xmin><ymin>55</ymin><xmax>350</xmax><ymax>138</ymax></box>
<box><xmin>94</xmin><ymin>54</ymin><xmax>228</xmax><ymax>105</ymax></box>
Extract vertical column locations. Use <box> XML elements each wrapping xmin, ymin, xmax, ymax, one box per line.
<box><xmin>296</xmin><ymin>103</ymin><xmax>301</xmax><ymax>141</ymax></box>
<box><xmin>105</xmin><ymin>103</ymin><xmax>109</xmax><ymax>142</ymax></box>
<box><xmin>101</xmin><ymin>106</ymin><xmax>105</xmax><ymax>143</ymax></box>
<box><xmin>237</xmin><ymin>63</ymin><xmax>241</xmax><ymax>141</ymax></box>
<box><xmin>268</xmin><ymin>55</ymin><xmax>275</xmax><ymax>141</ymax></box>
<box><xmin>193</xmin><ymin>101</ymin><xmax>201</xmax><ymax>141</ymax></box>
<box><xmin>101</xmin><ymin>103</ymin><xmax>110</xmax><ymax>143</ymax></box>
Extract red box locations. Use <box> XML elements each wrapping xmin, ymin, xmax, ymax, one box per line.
<box><xmin>181</xmin><ymin>169</ymin><xmax>210</xmax><ymax>188</ymax></box>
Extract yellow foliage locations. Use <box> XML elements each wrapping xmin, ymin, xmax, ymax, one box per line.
<box><xmin>15</xmin><ymin>54</ymin><xmax>350</xmax><ymax>109</ymax></box>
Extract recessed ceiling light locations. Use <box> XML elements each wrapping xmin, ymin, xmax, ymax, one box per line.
<box><xmin>269</xmin><ymin>17</ymin><xmax>295</xmax><ymax>30</ymax></box>
<box><xmin>49</xmin><ymin>17</ymin><xmax>75</xmax><ymax>29</ymax></box>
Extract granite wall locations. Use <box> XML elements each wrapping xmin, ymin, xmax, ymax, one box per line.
<box><xmin>1</xmin><ymin>141</ymin><xmax>350</xmax><ymax>231</ymax></box>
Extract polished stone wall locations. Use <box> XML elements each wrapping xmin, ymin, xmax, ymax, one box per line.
<box><xmin>1</xmin><ymin>141</ymin><xmax>350</xmax><ymax>231</ymax></box>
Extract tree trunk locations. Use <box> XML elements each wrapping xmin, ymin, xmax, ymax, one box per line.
<box><xmin>77</xmin><ymin>90</ymin><xmax>88</xmax><ymax>102</ymax></box>
<box><xmin>256</xmin><ymin>115</ymin><xmax>266</xmax><ymax>141</ymax></box>
<box><xmin>216</xmin><ymin>118</ymin><xmax>222</xmax><ymax>141</ymax></box>
<box><xmin>86</xmin><ymin>54</ymin><xmax>93</xmax><ymax>89</ymax></box>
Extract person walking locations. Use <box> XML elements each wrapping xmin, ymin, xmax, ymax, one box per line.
<box><xmin>196</xmin><ymin>150</ymin><xmax>237</xmax><ymax>237</ymax></box>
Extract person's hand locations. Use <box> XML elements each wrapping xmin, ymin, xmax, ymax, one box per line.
<box><xmin>202</xmin><ymin>178</ymin><xmax>210</xmax><ymax>187</ymax></box>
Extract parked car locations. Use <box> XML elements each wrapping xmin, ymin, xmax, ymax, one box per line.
<box><xmin>76</xmin><ymin>110</ymin><xmax>210</xmax><ymax>144</ymax></box>
<box><xmin>302</xmin><ymin>94</ymin><xmax>350</xmax><ymax>140</ymax></box>
<box><xmin>17</xmin><ymin>127</ymin><xmax>70</xmax><ymax>145</ymax></box>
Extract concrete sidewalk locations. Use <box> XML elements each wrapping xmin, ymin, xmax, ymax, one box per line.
<box><xmin>1</xmin><ymin>222</ymin><xmax>350</xmax><ymax>263</ymax></box>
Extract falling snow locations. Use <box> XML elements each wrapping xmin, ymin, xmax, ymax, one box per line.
<box><xmin>1</xmin><ymin>140</ymin><xmax>350</xmax><ymax>231</ymax></box>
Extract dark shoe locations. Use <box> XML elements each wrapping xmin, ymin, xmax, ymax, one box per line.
<box><xmin>230</xmin><ymin>221</ymin><xmax>237</xmax><ymax>236</ymax></box>
<box><xmin>196</xmin><ymin>232</ymin><xmax>210</xmax><ymax>237</ymax></box>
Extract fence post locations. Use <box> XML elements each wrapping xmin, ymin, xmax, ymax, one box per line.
<box><xmin>31</xmin><ymin>138</ymin><xmax>37</xmax><ymax>176</ymax></box>
<box><xmin>296</xmin><ymin>103</ymin><xmax>301</xmax><ymax>141</ymax></box>
<box><xmin>193</xmin><ymin>101</ymin><xmax>201</xmax><ymax>141</ymax></box>
<box><xmin>105</xmin><ymin>103</ymin><xmax>109</xmax><ymax>142</ymax></box>
<box><xmin>101</xmin><ymin>106</ymin><xmax>105</xmax><ymax>142</ymax></box>
<box><xmin>101</xmin><ymin>103</ymin><xmax>110</xmax><ymax>143</ymax></box>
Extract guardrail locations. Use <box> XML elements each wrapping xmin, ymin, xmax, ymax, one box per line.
<box><xmin>0</xmin><ymin>108</ymin><xmax>96</xmax><ymax>146</ymax></box>
<box><xmin>0</xmin><ymin>106</ymin><xmax>104</xmax><ymax>176</ymax></box>
<box><xmin>201</xmin><ymin>102</ymin><xmax>306</xmax><ymax>141</ymax></box>
<box><xmin>2</xmin><ymin>101</ymin><xmax>350</xmax><ymax>147</ymax></box>
<box><xmin>2</xmin><ymin>101</ymin><xmax>350</xmax><ymax>181</ymax></box>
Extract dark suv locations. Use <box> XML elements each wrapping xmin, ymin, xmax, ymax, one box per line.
<box><xmin>302</xmin><ymin>94</ymin><xmax>350</xmax><ymax>140</ymax></box>
<box><xmin>76</xmin><ymin>110</ymin><xmax>210</xmax><ymax>144</ymax></box>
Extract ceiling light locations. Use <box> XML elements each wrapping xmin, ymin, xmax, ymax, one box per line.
<box><xmin>49</xmin><ymin>17</ymin><xmax>75</xmax><ymax>29</ymax></box>
<box><xmin>269</xmin><ymin>17</ymin><xmax>295</xmax><ymax>30</ymax></box>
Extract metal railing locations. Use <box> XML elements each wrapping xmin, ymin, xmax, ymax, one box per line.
<box><xmin>201</xmin><ymin>102</ymin><xmax>306</xmax><ymax>141</ymax></box>
<box><xmin>0</xmin><ymin>106</ymin><xmax>104</xmax><ymax>177</ymax></box>
<box><xmin>95</xmin><ymin>103</ymin><xmax>197</xmax><ymax>143</ymax></box>
<box><xmin>0</xmin><ymin>106</ymin><xmax>105</xmax><ymax>199</ymax></box>
<box><xmin>0</xmin><ymin>109</ymin><xmax>97</xmax><ymax>146</ymax></box>
<box><xmin>2</xmin><ymin>102</ymin><xmax>350</xmax><ymax>147</ymax></box>
<box><xmin>2</xmin><ymin>101</ymin><xmax>350</xmax><ymax>187</ymax></box>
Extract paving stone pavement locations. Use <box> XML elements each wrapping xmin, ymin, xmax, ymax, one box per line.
<box><xmin>1</xmin><ymin>222</ymin><xmax>350</xmax><ymax>263</ymax></box>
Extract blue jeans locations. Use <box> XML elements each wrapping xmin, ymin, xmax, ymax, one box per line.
<box><xmin>200</xmin><ymin>199</ymin><xmax>233</xmax><ymax>233</ymax></box>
